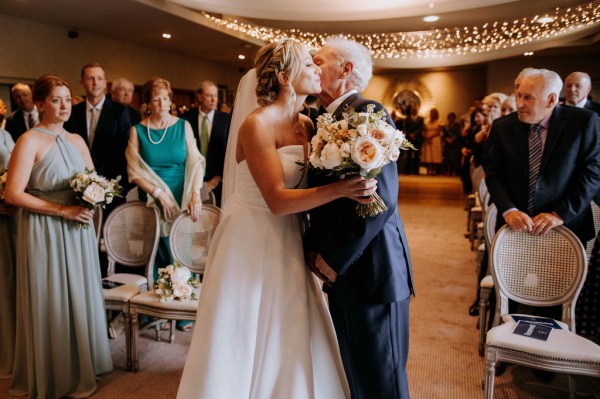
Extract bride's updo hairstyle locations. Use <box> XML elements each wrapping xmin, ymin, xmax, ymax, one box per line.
<box><xmin>254</xmin><ymin>38</ymin><xmax>305</xmax><ymax>106</ymax></box>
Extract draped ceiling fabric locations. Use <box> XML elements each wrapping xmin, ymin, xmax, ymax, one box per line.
<box><xmin>167</xmin><ymin>0</ymin><xmax>600</xmax><ymax>68</ymax></box>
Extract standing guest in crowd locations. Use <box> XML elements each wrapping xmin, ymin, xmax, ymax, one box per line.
<box><xmin>485</xmin><ymin>69</ymin><xmax>600</xmax><ymax>309</ymax></box>
<box><xmin>65</xmin><ymin>62</ymin><xmax>132</xmax><ymax>213</ymax></box>
<box><xmin>402</xmin><ymin>105</ymin><xmax>424</xmax><ymax>175</ymax></box>
<box><xmin>564</xmin><ymin>71</ymin><xmax>600</xmax><ymax>115</ymax></box>
<box><xmin>500</xmin><ymin>94</ymin><xmax>516</xmax><ymax>116</ymax></box>
<box><xmin>5</xmin><ymin>74</ymin><xmax>113</xmax><ymax>399</ymax></box>
<box><xmin>183</xmin><ymin>80</ymin><xmax>230</xmax><ymax>206</ymax></box>
<box><xmin>421</xmin><ymin>107</ymin><xmax>443</xmax><ymax>175</ymax></box>
<box><xmin>459</xmin><ymin>108</ymin><xmax>484</xmax><ymax>195</ymax></box>
<box><xmin>0</xmin><ymin>126</ymin><xmax>16</xmax><ymax>378</ymax></box>
<box><xmin>0</xmin><ymin>98</ymin><xmax>7</xmax><ymax>129</ymax></box>
<box><xmin>126</xmin><ymin>77</ymin><xmax>204</xmax><ymax>331</ymax></box>
<box><xmin>485</xmin><ymin>68</ymin><xmax>600</xmax><ymax>245</ymax></box>
<box><xmin>111</xmin><ymin>77</ymin><xmax>142</xmax><ymax>125</ymax></box>
<box><xmin>5</xmin><ymin>83</ymin><xmax>39</xmax><ymax>142</ymax></box>
<box><xmin>442</xmin><ymin>112</ymin><xmax>462</xmax><ymax>176</ymax></box>
<box><xmin>306</xmin><ymin>37</ymin><xmax>414</xmax><ymax>399</ymax></box>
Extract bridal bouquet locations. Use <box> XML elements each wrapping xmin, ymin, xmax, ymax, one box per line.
<box><xmin>308</xmin><ymin>104</ymin><xmax>415</xmax><ymax>217</ymax></box>
<box><xmin>154</xmin><ymin>262</ymin><xmax>200</xmax><ymax>302</ymax></box>
<box><xmin>0</xmin><ymin>168</ymin><xmax>7</xmax><ymax>201</ymax></box>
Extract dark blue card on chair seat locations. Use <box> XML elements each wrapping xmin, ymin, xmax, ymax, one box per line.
<box><xmin>512</xmin><ymin>321</ymin><xmax>553</xmax><ymax>341</ymax></box>
<box><xmin>510</xmin><ymin>314</ymin><xmax>562</xmax><ymax>329</ymax></box>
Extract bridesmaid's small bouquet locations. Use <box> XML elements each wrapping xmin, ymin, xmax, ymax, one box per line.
<box><xmin>69</xmin><ymin>168</ymin><xmax>123</xmax><ymax>228</ymax></box>
<box><xmin>306</xmin><ymin>105</ymin><xmax>415</xmax><ymax>217</ymax></box>
<box><xmin>0</xmin><ymin>168</ymin><xmax>7</xmax><ymax>201</ymax></box>
<box><xmin>154</xmin><ymin>262</ymin><xmax>200</xmax><ymax>302</ymax></box>
<box><xmin>70</xmin><ymin>168</ymin><xmax>123</xmax><ymax>209</ymax></box>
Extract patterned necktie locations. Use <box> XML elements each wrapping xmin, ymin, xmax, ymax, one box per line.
<box><xmin>200</xmin><ymin>115</ymin><xmax>209</xmax><ymax>157</ymax></box>
<box><xmin>88</xmin><ymin>108</ymin><xmax>98</xmax><ymax>148</ymax></box>
<box><xmin>27</xmin><ymin>112</ymin><xmax>35</xmax><ymax>130</ymax></box>
<box><xmin>527</xmin><ymin>123</ymin><xmax>544</xmax><ymax>215</ymax></box>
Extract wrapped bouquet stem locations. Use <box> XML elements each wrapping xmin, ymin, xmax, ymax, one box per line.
<box><xmin>307</xmin><ymin>105</ymin><xmax>415</xmax><ymax>217</ymax></box>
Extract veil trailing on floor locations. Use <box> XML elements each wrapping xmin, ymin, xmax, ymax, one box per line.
<box><xmin>221</xmin><ymin>68</ymin><xmax>259</xmax><ymax>215</ymax></box>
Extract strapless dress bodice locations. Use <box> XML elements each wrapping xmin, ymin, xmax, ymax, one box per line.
<box><xmin>234</xmin><ymin>145</ymin><xmax>306</xmax><ymax>210</ymax></box>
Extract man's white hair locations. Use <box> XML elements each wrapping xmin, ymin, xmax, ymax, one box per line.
<box><xmin>526</xmin><ymin>69</ymin><xmax>563</xmax><ymax>105</ymax></box>
<box><xmin>111</xmin><ymin>77</ymin><xmax>133</xmax><ymax>91</ymax></box>
<box><xmin>325</xmin><ymin>37</ymin><xmax>373</xmax><ymax>92</ymax></box>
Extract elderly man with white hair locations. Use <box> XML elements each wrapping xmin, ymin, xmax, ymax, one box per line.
<box><xmin>5</xmin><ymin>83</ymin><xmax>39</xmax><ymax>142</ymax></box>
<box><xmin>486</xmin><ymin>68</ymin><xmax>600</xmax><ymax>243</ymax></box>
<box><xmin>484</xmin><ymin>68</ymin><xmax>600</xmax><ymax>378</ymax></box>
<box><xmin>304</xmin><ymin>37</ymin><xmax>414</xmax><ymax>399</ymax></box>
<box><xmin>111</xmin><ymin>77</ymin><xmax>142</xmax><ymax>125</ymax></box>
<box><xmin>564</xmin><ymin>71</ymin><xmax>600</xmax><ymax>115</ymax></box>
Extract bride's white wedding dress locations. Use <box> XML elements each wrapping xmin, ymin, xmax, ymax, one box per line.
<box><xmin>177</xmin><ymin>145</ymin><xmax>350</xmax><ymax>399</ymax></box>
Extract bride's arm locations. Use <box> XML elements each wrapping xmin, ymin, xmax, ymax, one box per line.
<box><xmin>239</xmin><ymin>115</ymin><xmax>376</xmax><ymax>216</ymax></box>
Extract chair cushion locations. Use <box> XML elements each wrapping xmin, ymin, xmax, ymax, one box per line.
<box><xmin>487</xmin><ymin>319</ymin><xmax>600</xmax><ymax>363</ymax></box>
<box><xmin>105</xmin><ymin>273</ymin><xmax>147</xmax><ymax>288</ymax></box>
<box><xmin>130</xmin><ymin>291</ymin><xmax>200</xmax><ymax>311</ymax></box>
<box><xmin>103</xmin><ymin>284</ymin><xmax>139</xmax><ymax>301</ymax></box>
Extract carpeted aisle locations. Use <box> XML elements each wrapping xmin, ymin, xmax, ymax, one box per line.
<box><xmin>1</xmin><ymin>175</ymin><xmax>598</xmax><ymax>398</ymax></box>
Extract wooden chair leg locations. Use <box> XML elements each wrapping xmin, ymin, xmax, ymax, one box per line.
<box><xmin>478</xmin><ymin>286</ymin><xmax>491</xmax><ymax>356</ymax></box>
<box><xmin>124</xmin><ymin>309</ymin><xmax>132</xmax><ymax>372</ymax></box>
<box><xmin>483</xmin><ymin>358</ymin><xmax>496</xmax><ymax>399</ymax></box>
<box><xmin>131</xmin><ymin>309</ymin><xmax>140</xmax><ymax>372</ymax></box>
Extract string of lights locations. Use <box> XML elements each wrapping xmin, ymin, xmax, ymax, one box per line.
<box><xmin>199</xmin><ymin>0</ymin><xmax>600</xmax><ymax>60</ymax></box>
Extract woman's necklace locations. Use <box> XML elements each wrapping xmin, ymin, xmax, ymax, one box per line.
<box><xmin>146</xmin><ymin>116</ymin><xmax>171</xmax><ymax>145</ymax></box>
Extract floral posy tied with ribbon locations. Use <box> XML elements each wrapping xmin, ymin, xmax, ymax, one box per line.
<box><xmin>306</xmin><ymin>104</ymin><xmax>415</xmax><ymax>217</ymax></box>
<box><xmin>154</xmin><ymin>262</ymin><xmax>200</xmax><ymax>302</ymax></box>
<box><xmin>69</xmin><ymin>168</ymin><xmax>123</xmax><ymax>227</ymax></box>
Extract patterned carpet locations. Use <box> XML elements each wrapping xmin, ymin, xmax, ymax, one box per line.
<box><xmin>1</xmin><ymin>175</ymin><xmax>598</xmax><ymax>398</ymax></box>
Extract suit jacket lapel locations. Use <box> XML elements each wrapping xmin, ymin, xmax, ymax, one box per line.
<box><xmin>540</xmin><ymin>105</ymin><xmax>565</xmax><ymax>173</ymax></box>
<box><xmin>332</xmin><ymin>93</ymin><xmax>360</xmax><ymax>120</ymax></box>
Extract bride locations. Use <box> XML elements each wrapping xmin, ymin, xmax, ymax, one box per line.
<box><xmin>176</xmin><ymin>39</ymin><xmax>377</xmax><ymax>398</ymax></box>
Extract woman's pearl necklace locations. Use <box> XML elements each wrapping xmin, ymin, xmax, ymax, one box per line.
<box><xmin>146</xmin><ymin>116</ymin><xmax>171</xmax><ymax>145</ymax></box>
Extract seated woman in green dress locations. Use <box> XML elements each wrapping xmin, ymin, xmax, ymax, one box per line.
<box><xmin>126</xmin><ymin>77</ymin><xmax>204</xmax><ymax>331</ymax></box>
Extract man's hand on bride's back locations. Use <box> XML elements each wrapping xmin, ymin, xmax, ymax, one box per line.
<box><xmin>336</xmin><ymin>176</ymin><xmax>377</xmax><ymax>203</ymax></box>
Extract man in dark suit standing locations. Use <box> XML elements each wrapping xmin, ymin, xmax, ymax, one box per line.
<box><xmin>5</xmin><ymin>83</ymin><xmax>39</xmax><ymax>142</ymax></box>
<box><xmin>182</xmin><ymin>80</ymin><xmax>230</xmax><ymax>206</ymax></box>
<box><xmin>485</xmin><ymin>68</ymin><xmax>600</xmax><ymax>245</ymax></box>
<box><xmin>564</xmin><ymin>71</ymin><xmax>600</xmax><ymax>115</ymax></box>
<box><xmin>305</xmin><ymin>37</ymin><xmax>414</xmax><ymax>399</ymax></box>
<box><xmin>65</xmin><ymin>62</ymin><xmax>132</xmax><ymax>207</ymax></box>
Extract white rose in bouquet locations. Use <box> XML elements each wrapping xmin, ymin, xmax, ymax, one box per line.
<box><xmin>171</xmin><ymin>265</ymin><xmax>192</xmax><ymax>285</ymax></box>
<box><xmin>320</xmin><ymin>143</ymin><xmax>343</xmax><ymax>169</ymax></box>
<box><xmin>82</xmin><ymin>182</ymin><xmax>106</xmax><ymax>206</ymax></box>
<box><xmin>173</xmin><ymin>283</ymin><xmax>193</xmax><ymax>300</ymax></box>
<box><xmin>351</xmin><ymin>136</ymin><xmax>385</xmax><ymax>173</ymax></box>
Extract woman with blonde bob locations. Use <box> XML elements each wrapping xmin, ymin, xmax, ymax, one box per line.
<box><xmin>177</xmin><ymin>39</ymin><xmax>377</xmax><ymax>398</ymax></box>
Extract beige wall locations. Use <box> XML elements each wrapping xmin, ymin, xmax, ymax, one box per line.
<box><xmin>0</xmin><ymin>13</ymin><xmax>243</xmax><ymax>101</ymax></box>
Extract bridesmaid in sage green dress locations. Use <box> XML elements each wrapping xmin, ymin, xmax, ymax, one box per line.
<box><xmin>5</xmin><ymin>75</ymin><xmax>112</xmax><ymax>398</ymax></box>
<box><xmin>126</xmin><ymin>77</ymin><xmax>204</xmax><ymax>331</ymax></box>
<box><xmin>0</xmin><ymin>127</ymin><xmax>16</xmax><ymax>378</ymax></box>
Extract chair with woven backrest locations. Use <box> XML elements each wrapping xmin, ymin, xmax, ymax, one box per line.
<box><xmin>102</xmin><ymin>201</ymin><xmax>160</xmax><ymax>370</ymax></box>
<box><xmin>484</xmin><ymin>225</ymin><xmax>600</xmax><ymax>399</ymax></box>
<box><xmin>129</xmin><ymin>204</ymin><xmax>221</xmax><ymax>372</ymax></box>
<box><xmin>477</xmin><ymin>203</ymin><xmax>497</xmax><ymax>356</ymax></box>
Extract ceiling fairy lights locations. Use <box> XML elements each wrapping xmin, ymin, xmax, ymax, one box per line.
<box><xmin>198</xmin><ymin>0</ymin><xmax>600</xmax><ymax>61</ymax></box>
